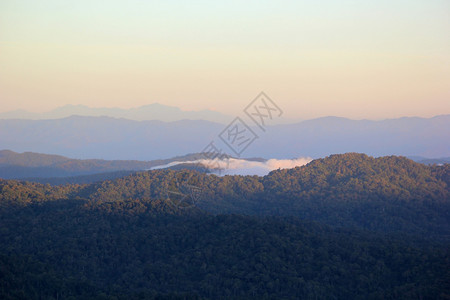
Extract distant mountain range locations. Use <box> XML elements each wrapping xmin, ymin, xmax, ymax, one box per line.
<box><xmin>0</xmin><ymin>116</ymin><xmax>223</xmax><ymax>160</ymax></box>
<box><xmin>0</xmin><ymin>103</ymin><xmax>233</xmax><ymax>123</ymax></box>
<box><xmin>0</xmin><ymin>115</ymin><xmax>448</xmax><ymax>160</ymax></box>
<box><xmin>407</xmin><ymin>156</ymin><xmax>450</xmax><ymax>165</ymax></box>
<box><xmin>257</xmin><ymin>115</ymin><xmax>450</xmax><ymax>159</ymax></box>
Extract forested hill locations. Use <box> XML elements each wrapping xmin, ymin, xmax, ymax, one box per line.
<box><xmin>1</xmin><ymin>153</ymin><xmax>449</xmax><ymax>239</ymax></box>
<box><xmin>0</xmin><ymin>150</ymin><xmax>266</xmax><ymax>183</ymax></box>
<box><xmin>1</xmin><ymin>153</ymin><xmax>449</xmax><ymax>298</ymax></box>
<box><xmin>0</xmin><ymin>150</ymin><xmax>210</xmax><ymax>179</ymax></box>
<box><xmin>67</xmin><ymin>153</ymin><xmax>449</xmax><ymax>239</ymax></box>
<box><xmin>256</xmin><ymin>154</ymin><xmax>450</xmax><ymax>237</ymax></box>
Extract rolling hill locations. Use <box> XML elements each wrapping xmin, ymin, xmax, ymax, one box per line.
<box><xmin>0</xmin><ymin>150</ymin><xmax>214</xmax><ymax>180</ymax></box>
<box><xmin>0</xmin><ymin>153</ymin><xmax>449</xmax><ymax>299</ymax></box>
<box><xmin>2</xmin><ymin>153</ymin><xmax>448</xmax><ymax>239</ymax></box>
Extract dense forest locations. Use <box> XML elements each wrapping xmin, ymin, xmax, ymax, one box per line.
<box><xmin>75</xmin><ymin>153</ymin><xmax>450</xmax><ymax>239</ymax></box>
<box><xmin>0</xmin><ymin>153</ymin><xmax>449</xmax><ymax>299</ymax></box>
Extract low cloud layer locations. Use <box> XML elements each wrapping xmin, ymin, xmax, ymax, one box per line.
<box><xmin>152</xmin><ymin>157</ymin><xmax>312</xmax><ymax>176</ymax></box>
<box><xmin>213</xmin><ymin>158</ymin><xmax>313</xmax><ymax>176</ymax></box>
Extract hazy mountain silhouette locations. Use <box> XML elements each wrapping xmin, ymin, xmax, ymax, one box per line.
<box><xmin>407</xmin><ymin>156</ymin><xmax>450</xmax><ymax>165</ymax></box>
<box><xmin>0</xmin><ymin>115</ymin><xmax>448</xmax><ymax>160</ymax></box>
<box><xmin>255</xmin><ymin>115</ymin><xmax>450</xmax><ymax>159</ymax></box>
<box><xmin>0</xmin><ymin>103</ymin><xmax>233</xmax><ymax>123</ymax></box>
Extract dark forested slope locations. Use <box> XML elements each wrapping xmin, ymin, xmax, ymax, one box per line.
<box><xmin>0</xmin><ymin>153</ymin><xmax>449</xmax><ymax>299</ymax></box>
<box><xmin>1</xmin><ymin>197</ymin><xmax>449</xmax><ymax>299</ymax></box>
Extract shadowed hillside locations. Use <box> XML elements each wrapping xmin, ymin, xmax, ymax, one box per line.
<box><xmin>1</xmin><ymin>153</ymin><xmax>449</xmax><ymax>299</ymax></box>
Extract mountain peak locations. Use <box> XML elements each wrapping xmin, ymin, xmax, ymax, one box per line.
<box><xmin>0</xmin><ymin>103</ymin><xmax>231</xmax><ymax>123</ymax></box>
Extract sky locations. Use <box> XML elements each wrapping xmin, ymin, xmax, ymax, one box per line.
<box><xmin>0</xmin><ymin>0</ymin><xmax>449</xmax><ymax>120</ymax></box>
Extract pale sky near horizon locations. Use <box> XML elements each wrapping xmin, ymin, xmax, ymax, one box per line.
<box><xmin>0</xmin><ymin>0</ymin><xmax>449</xmax><ymax>119</ymax></box>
